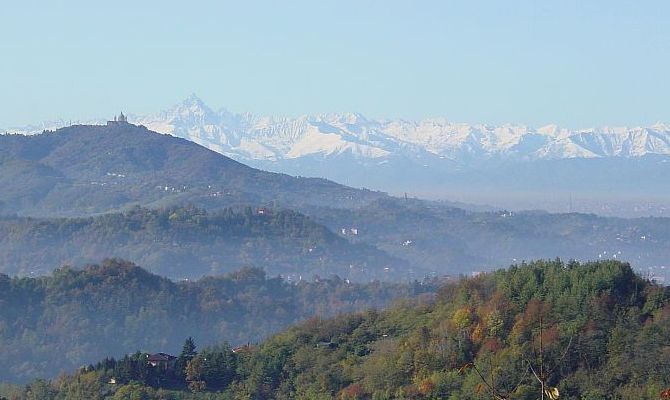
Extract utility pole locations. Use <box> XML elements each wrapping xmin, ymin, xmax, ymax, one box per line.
<box><xmin>569</xmin><ymin>194</ymin><xmax>573</xmax><ymax>213</ymax></box>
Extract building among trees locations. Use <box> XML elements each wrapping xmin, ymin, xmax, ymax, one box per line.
<box><xmin>146</xmin><ymin>353</ymin><xmax>177</xmax><ymax>370</ymax></box>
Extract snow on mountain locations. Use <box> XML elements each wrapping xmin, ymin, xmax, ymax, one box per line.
<box><xmin>4</xmin><ymin>95</ymin><xmax>670</xmax><ymax>165</ymax></box>
<box><xmin>130</xmin><ymin>95</ymin><xmax>670</xmax><ymax>164</ymax></box>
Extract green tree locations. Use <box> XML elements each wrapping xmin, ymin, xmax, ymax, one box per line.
<box><xmin>175</xmin><ymin>337</ymin><xmax>198</xmax><ymax>381</ymax></box>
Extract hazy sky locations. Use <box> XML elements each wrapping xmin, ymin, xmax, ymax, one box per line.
<box><xmin>2</xmin><ymin>0</ymin><xmax>669</xmax><ymax>128</ymax></box>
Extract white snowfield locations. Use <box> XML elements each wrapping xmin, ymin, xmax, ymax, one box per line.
<box><xmin>5</xmin><ymin>94</ymin><xmax>670</xmax><ymax>164</ymax></box>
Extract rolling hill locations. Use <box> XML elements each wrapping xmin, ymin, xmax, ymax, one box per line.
<box><xmin>308</xmin><ymin>197</ymin><xmax>670</xmax><ymax>279</ymax></box>
<box><xmin>0</xmin><ymin>259</ymin><xmax>437</xmax><ymax>382</ymax></box>
<box><xmin>0</xmin><ymin>123</ymin><xmax>383</xmax><ymax>217</ymax></box>
<box><xmin>0</xmin><ymin>206</ymin><xmax>408</xmax><ymax>281</ymax></box>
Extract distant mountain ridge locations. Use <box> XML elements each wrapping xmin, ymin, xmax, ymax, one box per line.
<box><xmin>7</xmin><ymin>94</ymin><xmax>669</xmax><ymax>162</ymax></box>
<box><xmin>5</xmin><ymin>96</ymin><xmax>670</xmax><ymax>216</ymax></box>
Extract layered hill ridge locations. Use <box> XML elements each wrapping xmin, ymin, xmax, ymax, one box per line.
<box><xmin>2</xmin><ymin>122</ymin><xmax>670</xmax><ymax>280</ymax></box>
<box><xmin>0</xmin><ymin>206</ymin><xmax>407</xmax><ymax>280</ymax></box>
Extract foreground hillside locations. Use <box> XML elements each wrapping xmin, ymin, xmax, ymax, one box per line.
<box><xmin>9</xmin><ymin>260</ymin><xmax>670</xmax><ymax>399</ymax></box>
<box><xmin>0</xmin><ymin>260</ymin><xmax>437</xmax><ymax>383</ymax></box>
<box><xmin>0</xmin><ymin>206</ymin><xmax>406</xmax><ymax>280</ymax></box>
<box><xmin>0</xmin><ymin>124</ymin><xmax>382</xmax><ymax>217</ymax></box>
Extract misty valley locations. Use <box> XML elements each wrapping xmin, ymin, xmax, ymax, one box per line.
<box><xmin>0</xmin><ymin>121</ymin><xmax>668</xmax><ymax>400</ymax></box>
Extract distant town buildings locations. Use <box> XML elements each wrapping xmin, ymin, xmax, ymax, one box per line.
<box><xmin>340</xmin><ymin>227</ymin><xmax>359</xmax><ymax>236</ymax></box>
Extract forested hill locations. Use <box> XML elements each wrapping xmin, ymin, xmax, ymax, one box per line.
<box><xmin>4</xmin><ymin>197</ymin><xmax>670</xmax><ymax>284</ymax></box>
<box><xmin>0</xmin><ymin>259</ymin><xmax>438</xmax><ymax>383</ymax></box>
<box><xmin>308</xmin><ymin>197</ymin><xmax>670</xmax><ymax>277</ymax></box>
<box><xmin>0</xmin><ymin>124</ymin><xmax>383</xmax><ymax>217</ymax></box>
<box><xmin>12</xmin><ymin>260</ymin><xmax>670</xmax><ymax>400</ymax></box>
<box><xmin>0</xmin><ymin>206</ymin><xmax>407</xmax><ymax>280</ymax></box>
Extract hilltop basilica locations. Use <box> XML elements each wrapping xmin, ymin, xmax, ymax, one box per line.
<box><xmin>107</xmin><ymin>112</ymin><xmax>129</xmax><ymax>126</ymax></box>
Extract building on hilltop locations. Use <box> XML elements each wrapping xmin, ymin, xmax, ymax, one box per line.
<box><xmin>107</xmin><ymin>112</ymin><xmax>129</xmax><ymax>126</ymax></box>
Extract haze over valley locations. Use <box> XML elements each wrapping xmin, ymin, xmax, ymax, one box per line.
<box><xmin>0</xmin><ymin>123</ymin><xmax>669</xmax><ymax>285</ymax></box>
<box><xmin>2</xmin><ymin>1</ymin><xmax>670</xmax><ymax>398</ymax></box>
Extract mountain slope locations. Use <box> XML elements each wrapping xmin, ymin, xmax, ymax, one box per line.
<box><xmin>0</xmin><ymin>123</ymin><xmax>384</xmax><ymax>216</ymax></box>
<box><xmin>8</xmin><ymin>95</ymin><xmax>668</xmax><ymax>215</ymax></box>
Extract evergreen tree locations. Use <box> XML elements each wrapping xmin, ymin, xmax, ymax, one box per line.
<box><xmin>175</xmin><ymin>337</ymin><xmax>197</xmax><ymax>381</ymax></box>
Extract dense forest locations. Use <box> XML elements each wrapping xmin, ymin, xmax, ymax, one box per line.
<box><xmin>0</xmin><ymin>206</ymin><xmax>406</xmax><ymax>281</ymax></box>
<box><xmin>4</xmin><ymin>259</ymin><xmax>669</xmax><ymax>399</ymax></box>
<box><xmin>0</xmin><ymin>259</ymin><xmax>437</xmax><ymax>383</ymax></box>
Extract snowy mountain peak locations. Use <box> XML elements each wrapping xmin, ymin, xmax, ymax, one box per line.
<box><xmin>316</xmin><ymin>112</ymin><xmax>369</xmax><ymax>125</ymax></box>
<box><xmin>651</xmin><ymin>122</ymin><xmax>669</xmax><ymax>131</ymax></box>
<box><xmin>170</xmin><ymin>94</ymin><xmax>216</xmax><ymax>118</ymax></box>
<box><xmin>536</xmin><ymin>124</ymin><xmax>562</xmax><ymax>136</ymax></box>
<box><xmin>183</xmin><ymin>92</ymin><xmax>205</xmax><ymax>105</ymax></box>
<box><xmin>4</xmin><ymin>96</ymin><xmax>670</xmax><ymax>165</ymax></box>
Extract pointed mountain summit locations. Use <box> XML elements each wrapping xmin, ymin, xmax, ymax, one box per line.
<box><xmin>183</xmin><ymin>92</ymin><xmax>207</xmax><ymax>107</ymax></box>
<box><xmin>161</xmin><ymin>93</ymin><xmax>220</xmax><ymax>124</ymax></box>
<box><xmin>177</xmin><ymin>93</ymin><xmax>217</xmax><ymax>116</ymax></box>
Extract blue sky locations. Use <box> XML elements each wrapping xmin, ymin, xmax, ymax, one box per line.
<box><xmin>1</xmin><ymin>0</ymin><xmax>669</xmax><ymax>128</ymax></box>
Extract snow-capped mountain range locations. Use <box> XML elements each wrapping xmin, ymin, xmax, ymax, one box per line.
<box><xmin>134</xmin><ymin>96</ymin><xmax>670</xmax><ymax>162</ymax></box>
<box><xmin>6</xmin><ymin>94</ymin><xmax>670</xmax><ymax>163</ymax></box>
<box><xmin>4</xmin><ymin>94</ymin><xmax>670</xmax><ymax>216</ymax></box>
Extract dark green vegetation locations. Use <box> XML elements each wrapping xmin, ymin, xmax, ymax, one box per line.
<box><xmin>310</xmin><ymin>197</ymin><xmax>670</xmax><ymax>276</ymax></box>
<box><xmin>0</xmin><ymin>125</ymin><xmax>382</xmax><ymax>217</ymax></box>
<box><xmin>2</xmin><ymin>197</ymin><xmax>670</xmax><ymax>283</ymax></box>
<box><xmin>8</xmin><ymin>260</ymin><xmax>670</xmax><ymax>399</ymax></box>
<box><xmin>0</xmin><ymin>206</ymin><xmax>405</xmax><ymax>280</ymax></box>
<box><xmin>0</xmin><ymin>259</ymin><xmax>436</xmax><ymax>383</ymax></box>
